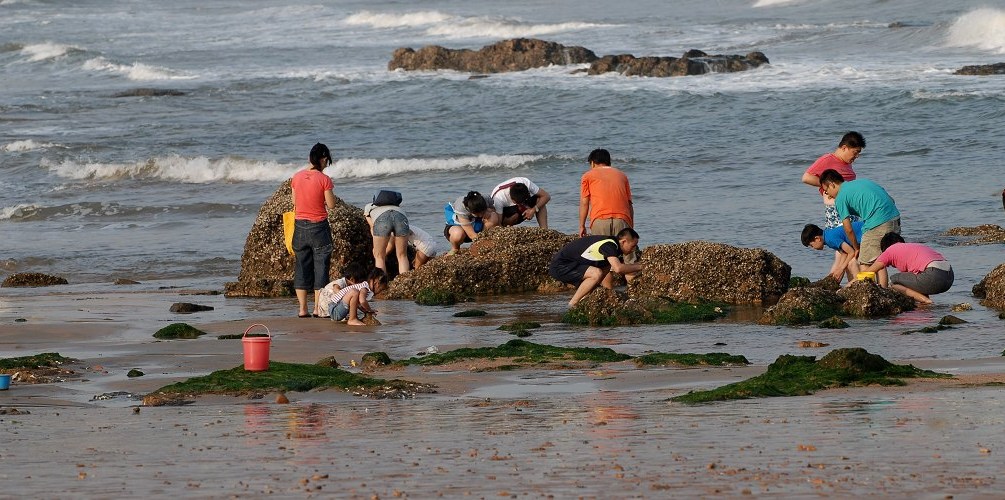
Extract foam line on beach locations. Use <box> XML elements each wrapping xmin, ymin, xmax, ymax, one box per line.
<box><xmin>344</xmin><ymin>9</ymin><xmax>605</xmax><ymax>39</ymax></box>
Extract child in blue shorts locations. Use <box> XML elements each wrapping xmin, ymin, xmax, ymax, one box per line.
<box><xmin>801</xmin><ymin>221</ymin><xmax>864</xmax><ymax>284</ymax></box>
<box><xmin>328</xmin><ymin>269</ymin><xmax>388</xmax><ymax>326</ymax></box>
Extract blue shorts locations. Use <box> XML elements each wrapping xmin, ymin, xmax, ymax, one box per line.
<box><xmin>329</xmin><ymin>301</ymin><xmax>365</xmax><ymax>321</ymax></box>
<box><xmin>372</xmin><ymin>210</ymin><xmax>409</xmax><ymax>237</ymax></box>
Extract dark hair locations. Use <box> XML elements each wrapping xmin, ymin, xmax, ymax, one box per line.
<box><xmin>801</xmin><ymin>224</ymin><xmax>823</xmax><ymax>247</ymax></box>
<box><xmin>342</xmin><ymin>262</ymin><xmax>367</xmax><ymax>283</ymax></box>
<box><xmin>588</xmin><ymin>148</ymin><xmax>611</xmax><ymax>166</ymax></box>
<box><xmin>462</xmin><ymin>191</ymin><xmax>488</xmax><ymax>215</ymax></box>
<box><xmin>367</xmin><ymin>268</ymin><xmax>389</xmax><ymax>286</ymax></box>
<box><xmin>616</xmin><ymin>227</ymin><xmax>639</xmax><ymax>240</ymax></box>
<box><xmin>309</xmin><ymin>142</ymin><xmax>331</xmax><ymax>170</ymax></box>
<box><xmin>838</xmin><ymin>131</ymin><xmax>866</xmax><ymax>150</ymax></box>
<box><xmin>509</xmin><ymin>183</ymin><xmax>532</xmax><ymax>205</ymax></box>
<box><xmin>819</xmin><ymin>169</ymin><xmax>845</xmax><ymax>185</ymax></box>
<box><xmin>879</xmin><ymin>232</ymin><xmax>905</xmax><ymax>251</ymax></box>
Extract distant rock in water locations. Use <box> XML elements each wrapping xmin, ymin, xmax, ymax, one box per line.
<box><xmin>2</xmin><ymin>272</ymin><xmax>68</xmax><ymax>287</ymax></box>
<box><xmin>225</xmin><ymin>180</ymin><xmax>372</xmax><ymax>298</ymax></box>
<box><xmin>113</xmin><ymin>88</ymin><xmax>186</xmax><ymax>97</ymax></box>
<box><xmin>169</xmin><ymin>302</ymin><xmax>214</xmax><ymax>313</ymax></box>
<box><xmin>389</xmin><ymin>38</ymin><xmax>598</xmax><ymax>73</ymax></box>
<box><xmin>955</xmin><ymin>63</ymin><xmax>1005</xmax><ymax>76</ymax></box>
<box><xmin>587</xmin><ymin>50</ymin><xmax>770</xmax><ymax>77</ymax></box>
<box><xmin>942</xmin><ymin>224</ymin><xmax>1005</xmax><ymax>245</ymax></box>
<box><xmin>388</xmin><ymin>38</ymin><xmax>768</xmax><ymax>77</ymax></box>
<box><xmin>973</xmin><ymin>262</ymin><xmax>1005</xmax><ymax>309</ymax></box>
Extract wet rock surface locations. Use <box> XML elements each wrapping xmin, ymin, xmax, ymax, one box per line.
<box><xmin>837</xmin><ymin>280</ymin><xmax>916</xmax><ymax>317</ymax></box>
<box><xmin>389</xmin><ymin>38</ymin><xmax>598</xmax><ymax>73</ymax></box>
<box><xmin>389</xmin><ymin>38</ymin><xmax>768</xmax><ymax>78</ymax></box>
<box><xmin>587</xmin><ymin>50</ymin><xmax>769</xmax><ymax>77</ymax></box>
<box><xmin>942</xmin><ymin>224</ymin><xmax>1005</xmax><ymax>245</ymax></box>
<box><xmin>169</xmin><ymin>302</ymin><xmax>214</xmax><ymax>313</ymax></box>
<box><xmin>2</xmin><ymin>272</ymin><xmax>68</xmax><ymax>287</ymax></box>
<box><xmin>629</xmin><ymin>241</ymin><xmax>791</xmax><ymax>305</ymax></box>
<box><xmin>225</xmin><ymin>180</ymin><xmax>372</xmax><ymax>298</ymax></box>
<box><xmin>563</xmin><ymin>288</ymin><xmax>725</xmax><ymax>326</ymax></box>
<box><xmin>759</xmin><ymin>287</ymin><xmax>844</xmax><ymax>326</ymax></box>
<box><xmin>387</xmin><ymin>227</ymin><xmax>574</xmax><ymax>300</ymax></box>
<box><xmin>973</xmin><ymin>262</ymin><xmax>1005</xmax><ymax>309</ymax></box>
<box><xmin>955</xmin><ymin>63</ymin><xmax>1005</xmax><ymax>75</ymax></box>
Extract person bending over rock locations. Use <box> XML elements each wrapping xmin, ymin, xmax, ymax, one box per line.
<box><xmin>548</xmin><ymin>228</ymin><xmax>644</xmax><ymax>307</ymax></box>
<box><xmin>444</xmin><ymin>191</ymin><xmax>500</xmax><ymax>254</ymax></box>
<box><xmin>490</xmin><ymin>177</ymin><xmax>551</xmax><ymax>229</ymax></box>
<box><xmin>859</xmin><ymin>233</ymin><xmax>953</xmax><ymax>305</ymax></box>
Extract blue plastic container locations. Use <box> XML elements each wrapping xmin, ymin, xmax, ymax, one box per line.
<box><xmin>0</xmin><ymin>374</ymin><xmax>11</xmax><ymax>390</ymax></box>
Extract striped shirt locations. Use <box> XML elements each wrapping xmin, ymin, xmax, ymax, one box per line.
<box><xmin>331</xmin><ymin>281</ymin><xmax>373</xmax><ymax>305</ymax></box>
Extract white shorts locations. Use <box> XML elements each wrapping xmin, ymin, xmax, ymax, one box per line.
<box><xmin>409</xmin><ymin>226</ymin><xmax>439</xmax><ymax>257</ymax></box>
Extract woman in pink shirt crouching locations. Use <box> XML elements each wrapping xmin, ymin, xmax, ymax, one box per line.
<box><xmin>860</xmin><ymin>233</ymin><xmax>953</xmax><ymax>305</ymax></box>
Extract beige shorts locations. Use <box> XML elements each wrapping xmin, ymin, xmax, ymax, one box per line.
<box><xmin>859</xmin><ymin>218</ymin><xmax>901</xmax><ymax>264</ymax></box>
<box><xmin>590</xmin><ymin>218</ymin><xmax>631</xmax><ymax>236</ymax></box>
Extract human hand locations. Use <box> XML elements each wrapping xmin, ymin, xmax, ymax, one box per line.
<box><xmin>578</xmin><ymin>225</ymin><xmax>587</xmax><ymax>237</ymax></box>
<box><xmin>522</xmin><ymin>207</ymin><xmax>536</xmax><ymax>220</ymax></box>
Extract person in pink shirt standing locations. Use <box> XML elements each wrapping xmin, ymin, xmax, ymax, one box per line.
<box><xmin>860</xmin><ymin>233</ymin><xmax>954</xmax><ymax>305</ymax></box>
<box><xmin>291</xmin><ymin>143</ymin><xmax>337</xmax><ymax>318</ymax></box>
<box><xmin>801</xmin><ymin>131</ymin><xmax>865</xmax><ymax>276</ymax></box>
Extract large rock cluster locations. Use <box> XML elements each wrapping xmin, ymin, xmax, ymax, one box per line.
<box><xmin>389</xmin><ymin>38</ymin><xmax>598</xmax><ymax>73</ymax></box>
<box><xmin>955</xmin><ymin>63</ymin><xmax>1005</xmax><ymax>76</ymax></box>
<box><xmin>760</xmin><ymin>279</ymin><xmax>916</xmax><ymax>325</ymax></box>
<box><xmin>386</xmin><ymin>226</ymin><xmax>574</xmax><ymax>300</ymax></box>
<box><xmin>389</xmin><ymin>38</ymin><xmax>768</xmax><ymax>78</ymax></box>
<box><xmin>628</xmin><ymin>241</ymin><xmax>790</xmax><ymax>305</ymax></box>
<box><xmin>973</xmin><ymin>262</ymin><xmax>1005</xmax><ymax>309</ymax></box>
<box><xmin>942</xmin><ymin>224</ymin><xmax>1005</xmax><ymax>246</ymax></box>
<box><xmin>1</xmin><ymin>272</ymin><xmax>68</xmax><ymax>287</ymax></box>
<box><xmin>587</xmin><ymin>50</ymin><xmax>769</xmax><ymax>77</ymax></box>
<box><xmin>224</xmin><ymin>181</ymin><xmax>372</xmax><ymax>298</ymax></box>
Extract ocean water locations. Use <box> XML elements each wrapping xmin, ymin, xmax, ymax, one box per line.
<box><xmin>2</xmin><ymin>0</ymin><xmax>1003</xmax><ymax>295</ymax></box>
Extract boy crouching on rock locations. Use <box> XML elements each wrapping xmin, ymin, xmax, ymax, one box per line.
<box><xmin>801</xmin><ymin>221</ymin><xmax>863</xmax><ymax>284</ymax></box>
<box><xmin>328</xmin><ymin>269</ymin><xmax>389</xmax><ymax>326</ymax></box>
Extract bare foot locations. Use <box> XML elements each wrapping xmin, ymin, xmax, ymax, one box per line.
<box><xmin>346</xmin><ymin>319</ymin><xmax>366</xmax><ymax>326</ymax></box>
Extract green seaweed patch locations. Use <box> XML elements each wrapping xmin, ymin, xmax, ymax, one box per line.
<box><xmin>772</xmin><ymin>302</ymin><xmax>844</xmax><ymax>326</ymax></box>
<box><xmin>415</xmin><ymin>288</ymin><xmax>467</xmax><ymax>306</ymax></box>
<box><xmin>154</xmin><ymin>323</ymin><xmax>207</xmax><ymax>339</ymax></box>
<box><xmin>564</xmin><ymin>298</ymin><xmax>726</xmax><ymax>327</ymax></box>
<box><xmin>127</xmin><ymin>369</ymin><xmax>144</xmax><ymax>378</ymax></box>
<box><xmin>498</xmin><ymin>322</ymin><xmax>541</xmax><ymax>331</ymax></box>
<box><xmin>817</xmin><ymin>316</ymin><xmax>849</xmax><ymax>329</ymax></box>
<box><xmin>671</xmin><ymin>348</ymin><xmax>949</xmax><ymax>404</ymax></box>
<box><xmin>789</xmin><ymin>276</ymin><xmax>811</xmax><ymax>288</ymax></box>
<box><xmin>508</xmin><ymin>329</ymin><xmax>532</xmax><ymax>338</ymax></box>
<box><xmin>0</xmin><ymin>352</ymin><xmax>76</xmax><ymax>370</ymax></box>
<box><xmin>453</xmin><ymin>309</ymin><xmax>487</xmax><ymax>317</ymax></box>
<box><xmin>397</xmin><ymin>339</ymin><xmax>632</xmax><ymax>367</ymax></box>
<box><xmin>635</xmin><ymin>352</ymin><xmax>749</xmax><ymax>367</ymax></box>
<box><xmin>147</xmin><ymin>361</ymin><xmax>425</xmax><ymax>399</ymax></box>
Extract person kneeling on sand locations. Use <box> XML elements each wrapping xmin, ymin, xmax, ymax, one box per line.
<box><xmin>328</xmin><ymin>269</ymin><xmax>388</xmax><ymax>325</ymax></box>
<box><xmin>859</xmin><ymin>233</ymin><xmax>953</xmax><ymax>305</ymax></box>
<box><xmin>548</xmin><ymin>228</ymin><xmax>644</xmax><ymax>307</ymax></box>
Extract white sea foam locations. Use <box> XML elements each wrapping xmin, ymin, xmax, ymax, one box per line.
<box><xmin>0</xmin><ymin>203</ymin><xmax>39</xmax><ymax>220</ymax></box>
<box><xmin>2</xmin><ymin>139</ymin><xmax>59</xmax><ymax>152</ymax></box>
<box><xmin>752</xmin><ymin>0</ymin><xmax>802</xmax><ymax>7</ymax></box>
<box><xmin>81</xmin><ymin>57</ymin><xmax>194</xmax><ymax>81</ymax></box>
<box><xmin>946</xmin><ymin>8</ymin><xmax>1005</xmax><ymax>54</ymax></box>
<box><xmin>20</xmin><ymin>42</ymin><xmax>76</xmax><ymax>62</ymax></box>
<box><xmin>41</xmin><ymin>154</ymin><xmax>542</xmax><ymax>184</ymax></box>
<box><xmin>344</xmin><ymin>10</ymin><xmax>453</xmax><ymax>28</ymax></box>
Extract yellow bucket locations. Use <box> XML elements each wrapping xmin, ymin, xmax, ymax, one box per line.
<box><xmin>856</xmin><ymin>271</ymin><xmax>876</xmax><ymax>282</ymax></box>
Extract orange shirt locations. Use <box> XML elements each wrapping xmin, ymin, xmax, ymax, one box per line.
<box><xmin>291</xmin><ymin>169</ymin><xmax>333</xmax><ymax>222</ymax></box>
<box><xmin>581</xmin><ymin>166</ymin><xmax>632</xmax><ymax>227</ymax></box>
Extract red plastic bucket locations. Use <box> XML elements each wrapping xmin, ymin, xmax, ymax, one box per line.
<box><xmin>242</xmin><ymin>324</ymin><xmax>272</xmax><ymax>371</ymax></box>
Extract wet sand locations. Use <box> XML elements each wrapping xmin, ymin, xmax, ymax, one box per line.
<box><xmin>2</xmin><ymin>284</ymin><xmax>1004</xmax><ymax>498</ymax></box>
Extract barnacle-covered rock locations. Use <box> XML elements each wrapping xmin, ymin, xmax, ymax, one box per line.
<box><xmin>224</xmin><ymin>180</ymin><xmax>372</xmax><ymax>297</ymax></box>
<box><xmin>837</xmin><ymin>280</ymin><xmax>915</xmax><ymax>317</ymax></box>
<box><xmin>1</xmin><ymin>272</ymin><xmax>68</xmax><ymax>287</ymax></box>
<box><xmin>942</xmin><ymin>224</ymin><xmax>1005</xmax><ymax>246</ymax></box>
<box><xmin>973</xmin><ymin>262</ymin><xmax>1005</xmax><ymax>309</ymax></box>
<box><xmin>759</xmin><ymin>287</ymin><xmax>845</xmax><ymax>326</ymax></box>
<box><xmin>628</xmin><ymin>241</ymin><xmax>790</xmax><ymax>305</ymax></box>
<box><xmin>386</xmin><ymin>226</ymin><xmax>574</xmax><ymax>300</ymax></box>
<box><xmin>563</xmin><ymin>288</ymin><xmax>725</xmax><ymax>326</ymax></box>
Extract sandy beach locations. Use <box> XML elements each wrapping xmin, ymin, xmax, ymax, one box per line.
<box><xmin>2</xmin><ymin>284</ymin><xmax>1004</xmax><ymax>498</ymax></box>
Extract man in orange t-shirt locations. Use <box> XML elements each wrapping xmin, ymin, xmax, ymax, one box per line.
<box><xmin>579</xmin><ymin>148</ymin><xmax>633</xmax><ymax>238</ymax></box>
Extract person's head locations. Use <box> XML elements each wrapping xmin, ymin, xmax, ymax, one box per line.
<box><xmin>801</xmin><ymin>224</ymin><xmax>826</xmax><ymax>250</ymax></box>
<box><xmin>309</xmin><ymin>143</ymin><xmax>332</xmax><ymax>171</ymax></box>
<box><xmin>587</xmin><ymin>148</ymin><xmax>611</xmax><ymax>167</ymax></box>
<box><xmin>615</xmin><ymin>227</ymin><xmax>640</xmax><ymax>255</ymax></box>
<box><xmin>818</xmin><ymin>169</ymin><xmax>845</xmax><ymax>199</ymax></box>
<box><xmin>509</xmin><ymin>183</ymin><xmax>532</xmax><ymax>205</ymax></box>
<box><xmin>879</xmin><ymin>232</ymin><xmax>905</xmax><ymax>252</ymax></box>
<box><xmin>835</xmin><ymin>132</ymin><xmax>865</xmax><ymax>164</ymax></box>
<box><xmin>342</xmin><ymin>262</ymin><xmax>367</xmax><ymax>284</ymax></box>
<box><xmin>367</xmin><ymin>268</ymin><xmax>389</xmax><ymax>294</ymax></box>
<box><xmin>462</xmin><ymin>191</ymin><xmax>488</xmax><ymax>217</ymax></box>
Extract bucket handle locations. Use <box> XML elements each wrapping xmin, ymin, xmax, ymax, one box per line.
<box><xmin>243</xmin><ymin>324</ymin><xmax>272</xmax><ymax>339</ymax></box>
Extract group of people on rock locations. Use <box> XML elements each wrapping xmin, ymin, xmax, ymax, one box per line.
<box><xmin>799</xmin><ymin>131</ymin><xmax>954</xmax><ymax>304</ymax></box>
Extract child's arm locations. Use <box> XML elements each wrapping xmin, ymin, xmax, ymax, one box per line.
<box><xmin>458</xmin><ymin>216</ymin><xmax>480</xmax><ymax>240</ymax></box>
<box><xmin>358</xmin><ymin>298</ymin><xmax>377</xmax><ymax>314</ymax></box>
<box><xmin>830</xmin><ymin>243</ymin><xmax>857</xmax><ymax>280</ymax></box>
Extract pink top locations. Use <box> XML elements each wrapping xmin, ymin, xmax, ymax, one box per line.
<box><xmin>291</xmin><ymin>169</ymin><xmax>333</xmax><ymax>222</ymax></box>
<box><xmin>806</xmin><ymin>153</ymin><xmax>856</xmax><ymax>195</ymax></box>
<box><xmin>875</xmin><ymin>243</ymin><xmax>947</xmax><ymax>274</ymax></box>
